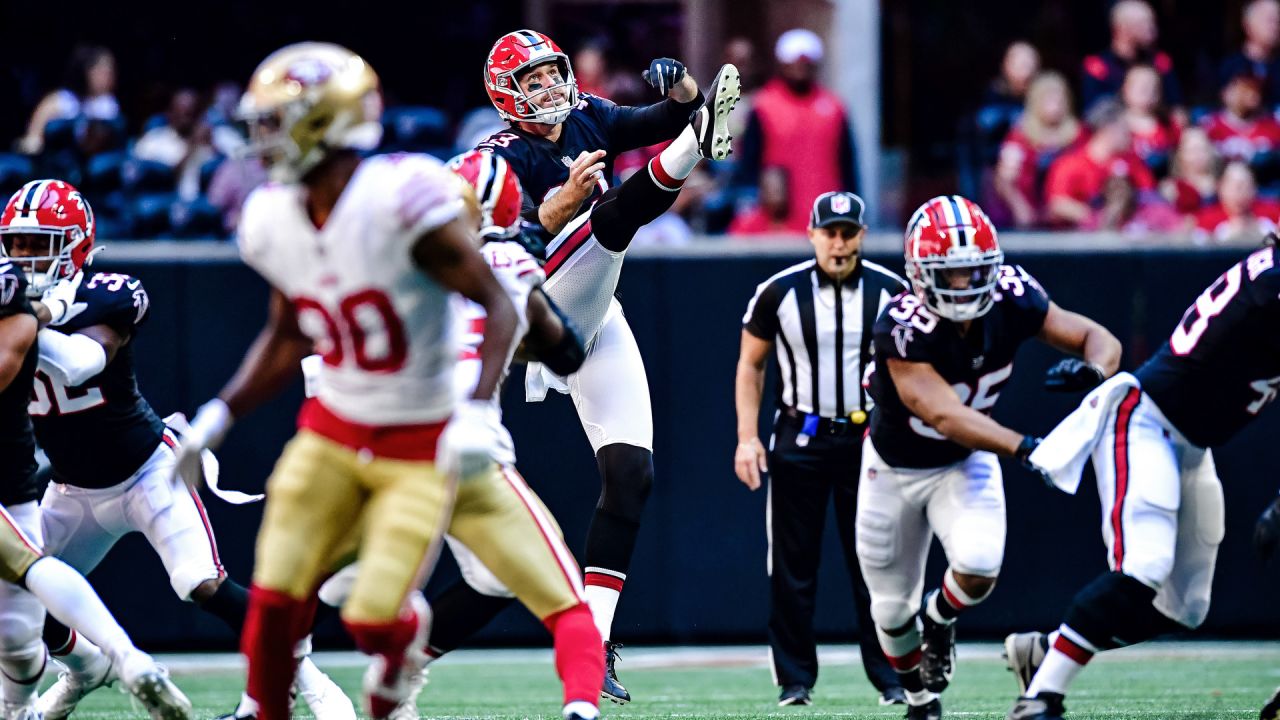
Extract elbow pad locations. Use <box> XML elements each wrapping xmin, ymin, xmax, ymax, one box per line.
<box><xmin>37</xmin><ymin>329</ymin><xmax>107</xmax><ymax>387</ymax></box>
<box><xmin>536</xmin><ymin>302</ymin><xmax>587</xmax><ymax>376</ymax></box>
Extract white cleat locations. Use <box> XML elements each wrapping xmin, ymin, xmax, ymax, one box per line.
<box><xmin>295</xmin><ymin>657</ymin><xmax>356</xmax><ymax>720</ymax></box>
<box><xmin>3</xmin><ymin>702</ymin><xmax>42</xmax><ymax>720</ymax></box>
<box><xmin>691</xmin><ymin>63</ymin><xmax>742</xmax><ymax>161</ymax></box>
<box><xmin>386</xmin><ymin>668</ymin><xmax>428</xmax><ymax>720</ymax></box>
<box><xmin>117</xmin><ymin>652</ymin><xmax>192</xmax><ymax>720</ymax></box>
<box><xmin>37</xmin><ymin>650</ymin><xmax>116</xmax><ymax>720</ymax></box>
<box><xmin>1003</xmin><ymin>631</ymin><xmax>1049</xmax><ymax>696</ymax></box>
<box><xmin>362</xmin><ymin>593</ymin><xmax>431</xmax><ymax>720</ymax></box>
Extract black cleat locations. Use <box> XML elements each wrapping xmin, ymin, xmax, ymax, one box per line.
<box><xmin>778</xmin><ymin>685</ymin><xmax>811</xmax><ymax>706</ymax></box>
<box><xmin>920</xmin><ymin>613</ymin><xmax>956</xmax><ymax>693</ymax></box>
<box><xmin>1007</xmin><ymin>693</ymin><xmax>1065</xmax><ymax>720</ymax></box>
<box><xmin>1262</xmin><ymin>685</ymin><xmax>1280</xmax><ymax>720</ymax></box>
<box><xmin>690</xmin><ymin>64</ymin><xmax>741</xmax><ymax>160</ymax></box>
<box><xmin>905</xmin><ymin>697</ymin><xmax>942</xmax><ymax>720</ymax></box>
<box><xmin>1003</xmin><ymin>632</ymin><xmax>1049</xmax><ymax>695</ymax></box>
<box><xmin>601</xmin><ymin>642</ymin><xmax>630</xmax><ymax>705</ymax></box>
<box><xmin>879</xmin><ymin>686</ymin><xmax>908</xmax><ymax>706</ymax></box>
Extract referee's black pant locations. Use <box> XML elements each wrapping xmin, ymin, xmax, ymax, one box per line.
<box><xmin>766</xmin><ymin>412</ymin><xmax>899</xmax><ymax>693</ymax></box>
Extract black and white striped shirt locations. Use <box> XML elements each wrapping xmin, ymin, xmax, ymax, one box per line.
<box><xmin>743</xmin><ymin>259</ymin><xmax>907</xmax><ymax>418</ymax></box>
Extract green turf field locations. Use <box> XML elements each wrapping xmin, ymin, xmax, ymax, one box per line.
<box><xmin>62</xmin><ymin>643</ymin><xmax>1280</xmax><ymax>719</ymax></box>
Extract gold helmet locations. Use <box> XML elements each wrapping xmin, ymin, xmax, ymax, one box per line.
<box><xmin>238</xmin><ymin>42</ymin><xmax>383</xmax><ymax>182</ymax></box>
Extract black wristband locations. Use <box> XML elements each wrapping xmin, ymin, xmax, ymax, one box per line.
<box><xmin>1015</xmin><ymin>435</ymin><xmax>1041</xmax><ymax>465</ymax></box>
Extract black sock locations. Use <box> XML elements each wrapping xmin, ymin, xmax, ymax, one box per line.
<box><xmin>198</xmin><ymin>578</ymin><xmax>249</xmax><ymax>635</ymax></box>
<box><xmin>426</xmin><ymin>581</ymin><xmax>515</xmax><ymax>655</ymax></box>
<box><xmin>1063</xmin><ymin>572</ymin><xmax>1188</xmax><ymax>650</ymax></box>
<box><xmin>42</xmin><ymin>616</ymin><xmax>74</xmax><ymax>654</ymax></box>
<box><xmin>585</xmin><ymin>509</ymin><xmax>642</xmax><ymax>574</ymax></box>
<box><xmin>591</xmin><ymin>171</ymin><xmax>681</xmax><ymax>252</ymax></box>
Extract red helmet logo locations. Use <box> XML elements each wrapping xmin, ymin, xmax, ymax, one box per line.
<box><xmin>484</xmin><ymin>29</ymin><xmax>579</xmax><ymax>125</ymax></box>
<box><xmin>448</xmin><ymin>150</ymin><xmax>524</xmax><ymax>239</ymax></box>
<box><xmin>904</xmin><ymin>196</ymin><xmax>1003</xmax><ymax>321</ymax></box>
<box><xmin>0</xmin><ymin>179</ymin><xmax>97</xmax><ymax>295</ymax></box>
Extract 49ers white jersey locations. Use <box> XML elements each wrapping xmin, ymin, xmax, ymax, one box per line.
<box><xmin>454</xmin><ymin>240</ymin><xmax>544</xmax><ymax>466</ymax></box>
<box><xmin>238</xmin><ymin>154</ymin><xmax>464</xmax><ymax>426</ymax></box>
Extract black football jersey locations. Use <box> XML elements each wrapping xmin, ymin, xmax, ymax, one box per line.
<box><xmin>869</xmin><ymin>265</ymin><xmax>1051</xmax><ymax>469</ymax></box>
<box><xmin>1137</xmin><ymin>245</ymin><xmax>1280</xmax><ymax>447</ymax></box>
<box><xmin>31</xmin><ymin>272</ymin><xmax>165</xmax><ymax>488</ymax></box>
<box><xmin>0</xmin><ymin>263</ymin><xmax>38</xmax><ymax>505</ymax></box>
<box><xmin>476</xmin><ymin>93</ymin><xmax>696</xmax><ymax>225</ymax></box>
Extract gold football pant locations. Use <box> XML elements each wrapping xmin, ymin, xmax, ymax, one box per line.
<box><xmin>447</xmin><ymin>464</ymin><xmax>584</xmax><ymax>620</ymax></box>
<box><xmin>0</xmin><ymin>504</ymin><xmax>42</xmax><ymax>583</ymax></box>
<box><xmin>251</xmin><ymin>430</ymin><xmax>454</xmax><ymax>623</ymax></box>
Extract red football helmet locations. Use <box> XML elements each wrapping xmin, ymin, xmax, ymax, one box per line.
<box><xmin>0</xmin><ymin>179</ymin><xmax>97</xmax><ymax>296</ymax></box>
<box><xmin>484</xmin><ymin>29</ymin><xmax>578</xmax><ymax>125</ymax></box>
<box><xmin>448</xmin><ymin>150</ymin><xmax>524</xmax><ymax>239</ymax></box>
<box><xmin>904</xmin><ymin>195</ymin><xmax>1003</xmax><ymax>321</ymax></box>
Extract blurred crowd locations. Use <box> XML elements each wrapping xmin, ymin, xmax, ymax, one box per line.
<box><xmin>971</xmin><ymin>0</ymin><xmax>1280</xmax><ymax>244</ymax></box>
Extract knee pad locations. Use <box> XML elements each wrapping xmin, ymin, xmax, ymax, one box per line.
<box><xmin>0</xmin><ymin>597</ymin><xmax>44</xmax><ymax>657</ymax></box>
<box><xmin>596</xmin><ymin>444</ymin><xmax>653</xmax><ymax>522</ymax></box>
<box><xmin>855</xmin><ymin>508</ymin><xmax>897</xmax><ymax>570</ymax></box>
<box><xmin>870</xmin><ymin>598</ymin><xmax>917</xmax><ymax>633</ymax></box>
<box><xmin>1064</xmin><ymin>571</ymin><xmax>1183</xmax><ymax>650</ymax></box>
<box><xmin>169</xmin><ymin>560</ymin><xmax>223</xmax><ymax>602</ymax></box>
<box><xmin>948</xmin><ymin>541</ymin><xmax>1004</xmax><ymax>578</ymax></box>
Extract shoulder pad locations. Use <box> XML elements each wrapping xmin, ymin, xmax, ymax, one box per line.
<box><xmin>76</xmin><ymin>273</ymin><xmax>150</xmax><ymax>329</ymax></box>
<box><xmin>0</xmin><ymin>262</ymin><xmax>27</xmax><ymax>312</ymax></box>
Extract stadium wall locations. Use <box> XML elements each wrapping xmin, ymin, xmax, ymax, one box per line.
<box><xmin>82</xmin><ymin>239</ymin><xmax>1280</xmax><ymax>650</ymax></box>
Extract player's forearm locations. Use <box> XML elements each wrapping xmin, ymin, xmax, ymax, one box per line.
<box><xmin>470</xmin><ymin>294</ymin><xmax>519</xmax><ymax>401</ymax></box>
<box><xmin>735</xmin><ymin>362</ymin><xmax>766</xmax><ymax>442</ymax></box>
<box><xmin>217</xmin><ymin>326</ymin><xmax>311</xmax><ymax>419</ymax></box>
<box><xmin>537</xmin><ymin>194</ymin><xmax>581</xmax><ymax>235</ymax></box>
<box><xmin>1081</xmin><ymin>324</ymin><xmax>1122</xmax><ymax>377</ymax></box>
<box><xmin>930</xmin><ymin>405</ymin><xmax>1024</xmax><ymax>457</ymax></box>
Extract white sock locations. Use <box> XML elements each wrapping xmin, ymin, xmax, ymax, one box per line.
<box><xmin>23</xmin><ymin>558</ymin><xmax>135</xmax><ymax>661</ymax></box>
<box><xmin>1026</xmin><ymin>627</ymin><xmax>1094</xmax><ymax>696</ymax></box>
<box><xmin>653</xmin><ymin>123</ymin><xmax>703</xmax><ymax>182</ymax></box>
<box><xmin>51</xmin><ymin>631</ymin><xmax>108</xmax><ymax>676</ymax></box>
<box><xmin>905</xmin><ymin>688</ymin><xmax>937</xmax><ymax>706</ymax></box>
<box><xmin>582</xmin><ymin>582</ymin><xmax>620</xmax><ymax>643</ymax></box>
<box><xmin>0</xmin><ymin>646</ymin><xmax>44</xmax><ymax>704</ymax></box>
<box><xmin>234</xmin><ymin>693</ymin><xmax>259</xmax><ymax>717</ymax></box>
<box><xmin>563</xmin><ymin>699</ymin><xmax>599</xmax><ymax>719</ymax></box>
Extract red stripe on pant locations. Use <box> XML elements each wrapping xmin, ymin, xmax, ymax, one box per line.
<box><xmin>1052</xmin><ymin>633</ymin><xmax>1094</xmax><ymax>665</ymax></box>
<box><xmin>164</xmin><ymin>429</ymin><xmax>226</xmax><ymax>576</ymax></box>
<box><xmin>1110</xmin><ymin>388</ymin><xmax>1142</xmax><ymax>571</ymax></box>
<box><xmin>543</xmin><ymin>221</ymin><xmax>594</xmax><ymax>277</ymax></box>
<box><xmin>584</xmin><ymin>571</ymin><xmax>624</xmax><ymax>592</ymax></box>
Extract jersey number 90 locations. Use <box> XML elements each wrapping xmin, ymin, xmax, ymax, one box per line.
<box><xmin>294</xmin><ymin>289</ymin><xmax>408</xmax><ymax>373</ymax></box>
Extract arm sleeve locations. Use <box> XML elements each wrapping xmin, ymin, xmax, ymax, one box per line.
<box><xmin>742</xmin><ymin>280</ymin><xmax>783</xmax><ymax>339</ymax></box>
<box><xmin>600</xmin><ymin>93</ymin><xmax>704</xmax><ymax>152</ymax></box>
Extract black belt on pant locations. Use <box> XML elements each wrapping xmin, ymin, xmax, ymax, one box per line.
<box><xmin>779</xmin><ymin>406</ymin><xmax>865</xmax><ymax>437</ymax></box>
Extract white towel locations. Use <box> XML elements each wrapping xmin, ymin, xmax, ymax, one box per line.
<box><xmin>163</xmin><ymin>412</ymin><xmax>265</xmax><ymax>505</ymax></box>
<box><xmin>1029</xmin><ymin>372</ymin><xmax>1141</xmax><ymax>495</ymax></box>
<box><xmin>524</xmin><ymin>361</ymin><xmax>570</xmax><ymax>402</ymax></box>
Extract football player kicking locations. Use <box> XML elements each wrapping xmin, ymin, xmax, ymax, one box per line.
<box><xmin>1003</xmin><ymin>237</ymin><xmax>1280</xmax><ymax>720</ymax></box>
<box><xmin>857</xmin><ymin>196</ymin><xmax>1120</xmax><ymax>720</ymax></box>
<box><xmin>171</xmin><ymin>43</ymin><xmax>518</xmax><ymax>720</ymax></box>
<box><xmin>478</xmin><ymin>30</ymin><xmax>732</xmax><ymax>696</ymax></box>
<box><xmin>0</xmin><ymin>183</ymin><xmax>191</xmax><ymax>720</ymax></box>
<box><xmin>317</xmin><ymin>149</ymin><xmax>606</xmax><ymax>720</ymax></box>
<box><xmin>0</xmin><ymin>180</ymin><xmax>353</xmax><ymax>720</ymax></box>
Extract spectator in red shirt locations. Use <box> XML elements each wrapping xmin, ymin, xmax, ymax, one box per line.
<box><xmin>994</xmin><ymin>71</ymin><xmax>1083</xmax><ymax>228</ymax></box>
<box><xmin>1120</xmin><ymin>64</ymin><xmax>1178</xmax><ymax>168</ymax></box>
<box><xmin>734</xmin><ymin>29</ymin><xmax>857</xmax><ymax>232</ymax></box>
<box><xmin>1201</xmin><ymin>69</ymin><xmax>1280</xmax><ymax>162</ymax></box>
<box><xmin>730</xmin><ymin>166</ymin><xmax>797</xmax><ymax>237</ymax></box>
<box><xmin>1083</xmin><ymin>173</ymin><xmax>1184</xmax><ymax>235</ymax></box>
<box><xmin>1219</xmin><ymin>0</ymin><xmax>1280</xmax><ymax>107</ymax></box>
<box><xmin>1044</xmin><ymin>99</ymin><xmax>1156</xmax><ymax>227</ymax></box>
<box><xmin>1195</xmin><ymin>161</ymin><xmax>1280</xmax><ymax>243</ymax></box>
<box><xmin>1081</xmin><ymin>0</ymin><xmax>1184</xmax><ymax>121</ymax></box>
<box><xmin>1160</xmin><ymin>127</ymin><xmax>1221</xmax><ymax>214</ymax></box>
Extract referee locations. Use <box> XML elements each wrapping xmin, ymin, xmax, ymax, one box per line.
<box><xmin>734</xmin><ymin>191</ymin><xmax>906</xmax><ymax>707</ymax></box>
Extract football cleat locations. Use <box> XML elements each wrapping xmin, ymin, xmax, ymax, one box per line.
<box><xmin>1262</xmin><ymin>685</ymin><xmax>1280</xmax><ymax>720</ymax></box>
<box><xmin>905</xmin><ymin>697</ymin><xmax>942</xmax><ymax>720</ymax></box>
<box><xmin>600</xmin><ymin>642</ymin><xmax>630</xmax><ymax>705</ymax></box>
<box><xmin>37</xmin><ymin>649</ymin><xmax>116</xmax><ymax>720</ymax></box>
<box><xmin>778</xmin><ymin>685</ymin><xmax>811</xmax><ymax>706</ymax></box>
<box><xmin>3</xmin><ymin>702</ymin><xmax>42</xmax><ymax>720</ymax></box>
<box><xmin>1007</xmin><ymin>693</ymin><xmax>1065</xmax><ymax>720</ymax></box>
<box><xmin>362</xmin><ymin>593</ymin><xmax>431</xmax><ymax>720</ymax></box>
<box><xmin>295</xmin><ymin>657</ymin><xmax>357</xmax><ymax>720</ymax></box>
<box><xmin>879</xmin><ymin>686</ymin><xmax>908</xmax><ymax>706</ymax></box>
<box><xmin>561</xmin><ymin>700</ymin><xmax>599</xmax><ymax>720</ymax></box>
<box><xmin>386</xmin><ymin>668</ymin><xmax>429</xmax><ymax>720</ymax></box>
<box><xmin>690</xmin><ymin>64</ymin><xmax>741</xmax><ymax>161</ymax></box>
<box><xmin>1003</xmin><ymin>632</ymin><xmax>1048</xmax><ymax>695</ymax></box>
<box><xmin>920</xmin><ymin>613</ymin><xmax>956</xmax><ymax>693</ymax></box>
<box><xmin>117</xmin><ymin>652</ymin><xmax>192</xmax><ymax>720</ymax></box>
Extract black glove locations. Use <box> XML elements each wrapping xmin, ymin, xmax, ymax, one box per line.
<box><xmin>1015</xmin><ymin>435</ymin><xmax>1055</xmax><ymax>488</ymax></box>
<box><xmin>1254</xmin><ymin>496</ymin><xmax>1280</xmax><ymax>561</ymax></box>
<box><xmin>1044</xmin><ymin>358</ymin><xmax>1106</xmax><ymax>393</ymax></box>
<box><xmin>642</xmin><ymin>58</ymin><xmax>686</xmax><ymax>96</ymax></box>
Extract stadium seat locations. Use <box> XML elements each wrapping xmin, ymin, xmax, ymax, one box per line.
<box><xmin>383</xmin><ymin>106</ymin><xmax>452</xmax><ymax>153</ymax></box>
<box><xmin>130</xmin><ymin>193</ymin><xmax>177</xmax><ymax>237</ymax></box>
<box><xmin>199</xmin><ymin>156</ymin><xmax>225</xmax><ymax>194</ymax></box>
<box><xmin>84</xmin><ymin>151</ymin><xmax>127</xmax><ymax>195</ymax></box>
<box><xmin>42</xmin><ymin>118</ymin><xmax>79</xmax><ymax>155</ymax></box>
<box><xmin>122</xmin><ymin>158</ymin><xmax>177</xmax><ymax>195</ymax></box>
<box><xmin>0</xmin><ymin>154</ymin><xmax>34</xmax><ymax>194</ymax></box>
<box><xmin>169</xmin><ymin>197</ymin><xmax>224</xmax><ymax>238</ymax></box>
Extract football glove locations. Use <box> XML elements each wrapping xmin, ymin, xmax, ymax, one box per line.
<box><xmin>437</xmin><ymin>399</ymin><xmax>500</xmax><ymax>480</ymax></box>
<box><xmin>173</xmin><ymin>399</ymin><xmax>233</xmax><ymax>490</ymax></box>
<box><xmin>643</xmin><ymin>58</ymin><xmax>687</xmax><ymax>96</ymax></box>
<box><xmin>40</xmin><ymin>272</ymin><xmax>87</xmax><ymax>327</ymax></box>
<box><xmin>1044</xmin><ymin>358</ymin><xmax>1106</xmax><ymax>393</ymax></box>
<box><xmin>1254</xmin><ymin>495</ymin><xmax>1280</xmax><ymax>561</ymax></box>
